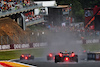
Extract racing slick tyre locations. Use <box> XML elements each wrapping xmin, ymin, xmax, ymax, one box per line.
<box><xmin>74</xmin><ymin>55</ymin><xmax>78</xmax><ymax>63</ymax></box>
<box><xmin>30</xmin><ymin>56</ymin><xmax>34</xmax><ymax>60</ymax></box>
<box><xmin>20</xmin><ymin>56</ymin><xmax>23</xmax><ymax>60</ymax></box>
<box><xmin>55</xmin><ymin>60</ymin><xmax>57</xmax><ymax>63</ymax></box>
<box><xmin>47</xmin><ymin>55</ymin><xmax>50</xmax><ymax>60</ymax></box>
<box><xmin>55</xmin><ymin>55</ymin><xmax>60</xmax><ymax>63</ymax></box>
<box><xmin>76</xmin><ymin>58</ymin><xmax>78</xmax><ymax>63</ymax></box>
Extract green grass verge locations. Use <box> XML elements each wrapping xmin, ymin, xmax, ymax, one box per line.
<box><xmin>82</xmin><ymin>43</ymin><xmax>100</xmax><ymax>51</ymax></box>
<box><xmin>0</xmin><ymin>48</ymin><xmax>45</xmax><ymax>60</ymax></box>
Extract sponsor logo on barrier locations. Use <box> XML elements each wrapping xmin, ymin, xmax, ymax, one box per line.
<box><xmin>39</xmin><ymin>43</ymin><xmax>47</xmax><ymax>47</ymax></box>
<box><xmin>21</xmin><ymin>44</ymin><xmax>29</xmax><ymax>48</ymax></box>
<box><xmin>92</xmin><ymin>39</ymin><xmax>99</xmax><ymax>43</ymax></box>
<box><xmin>76</xmin><ymin>40</ymin><xmax>82</xmax><ymax>44</ymax></box>
<box><xmin>0</xmin><ymin>42</ymin><xmax>48</xmax><ymax>50</ymax></box>
<box><xmin>33</xmin><ymin>43</ymin><xmax>40</xmax><ymax>48</ymax></box>
<box><xmin>0</xmin><ymin>45</ymin><xmax>1</xmax><ymax>50</ymax></box>
<box><xmin>86</xmin><ymin>39</ymin><xmax>99</xmax><ymax>44</ymax></box>
<box><xmin>14</xmin><ymin>44</ymin><xmax>21</xmax><ymax>49</ymax></box>
<box><xmin>96</xmin><ymin>54</ymin><xmax>99</xmax><ymax>59</ymax></box>
<box><xmin>1</xmin><ymin>45</ymin><xmax>10</xmax><ymax>50</ymax></box>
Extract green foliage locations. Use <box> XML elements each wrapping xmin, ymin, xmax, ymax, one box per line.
<box><xmin>71</xmin><ymin>1</ymin><xmax>84</xmax><ymax>22</ymax></box>
<box><xmin>27</xmin><ymin>25</ymin><xmax>45</xmax><ymax>31</ymax></box>
<box><xmin>82</xmin><ymin>43</ymin><xmax>100</xmax><ymax>51</ymax></box>
<box><xmin>0</xmin><ymin>48</ymin><xmax>45</xmax><ymax>60</ymax></box>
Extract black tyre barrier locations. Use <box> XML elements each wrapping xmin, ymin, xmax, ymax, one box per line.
<box><xmin>87</xmin><ymin>52</ymin><xmax>100</xmax><ymax>61</ymax></box>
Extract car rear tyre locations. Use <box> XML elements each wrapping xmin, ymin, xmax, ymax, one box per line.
<box><xmin>31</xmin><ymin>56</ymin><xmax>34</xmax><ymax>60</ymax></box>
<box><xmin>55</xmin><ymin>55</ymin><xmax>60</xmax><ymax>63</ymax></box>
<box><xmin>20</xmin><ymin>56</ymin><xmax>23</xmax><ymax>60</ymax></box>
<box><xmin>47</xmin><ymin>55</ymin><xmax>50</xmax><ymax>60</ymax></box>
<box><xmin>55</xmin><ymin>60</ymin><xmax>57</xmax><ymax>63</ymax></box>
<box><xmin>76</xmin><ymin>58</ymin><xmax>78</xmax><ymax>63</ymax></box>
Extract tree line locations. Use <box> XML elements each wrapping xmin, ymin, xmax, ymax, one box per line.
<box><xmin>56</xmin><ymin>0</ymin><xmax>100</xmax><ymax>22</ymax></box>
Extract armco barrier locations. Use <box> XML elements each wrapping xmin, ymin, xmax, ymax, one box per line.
<box><xmin>0</xmin><ymin>42</ymin><xmax>47</xmax><ymax>50</ymax></box>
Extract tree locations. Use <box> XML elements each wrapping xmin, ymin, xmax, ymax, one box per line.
<box><xmin>56</xmin><ymin>0</ymin><xmax>100</xmax><ymax>22</ymax></box>
<box><xmin>71</xmin><ymin>1</ymin><xmax>84</xmax><ymax>22</ymax></box>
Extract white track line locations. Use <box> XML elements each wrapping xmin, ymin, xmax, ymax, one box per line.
<box><xmin>2</xmin><ymin>60</ymin><xmax>37</xmax><ymax>67</ymax></box>
<box><xmin>0</xmin><ymin>65</ymin><xmax>4</xmax><ymax>67</ymax></box>
<box><xmin>11</xmin><ymin>61</ymin><xmax>37</xmax><ymax>67</ymax></box>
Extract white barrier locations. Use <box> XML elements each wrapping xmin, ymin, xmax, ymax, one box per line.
<box><xmin>21</xmin><ymin>44</ymin><xmax>30</xmax><ymax>48</ymax></box>
<box><xmin>33</xmin><ymin>43</ymin><xmax>40</xmax><ymax>48</ymax></box>
<box><xmin>0</xmin><ymin>42</ymin><xmax>48</xmax><ymax>50</ymax></box>
<box><xmin>86</xmin><ymin>39</ymin><xmax>99</xmax><ymax>44</ymax></box>
<box><xmin>77</xmin><ymin>39</ymin><xmax>100</xmax><ymax>44</ymax></box>
<box><xmin>1</xmin><ymin>45</ymin><xmax>10</xmax><ymax>50</ymax></box>
<box><xmin>14</xmin><ymin>44</ymin><xmax>21</xmax><ymax>49</ymax></box>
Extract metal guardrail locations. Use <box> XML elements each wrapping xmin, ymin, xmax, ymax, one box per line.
<box><xmin>26</xmin><ymin>18</ymin><xmax>45</xmax><ymax>26</ymax></box>
<box><xmin>63</xmin><ymin>11</ymin><xmax>69</xmax><ymax>15</ymax></box>
<box><xmin>0</xmin><ymin>3</ymin><xmax>43</xmax><ymax>17</ymax></box>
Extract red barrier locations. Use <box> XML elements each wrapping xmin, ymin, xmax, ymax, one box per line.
<box><xmin>10</xmin><ymin>44</ymin><xmax>14</xmax><ymax>49</ymax></box>
<box><xmin>0</xmin><ymin>62</ymin><xmax>13</xmax><ymax>67</ymax></box>
<box><xmin>95</xmin><ymin>53</ymin><xmax>100</xmax><ymax>61</ymax></box>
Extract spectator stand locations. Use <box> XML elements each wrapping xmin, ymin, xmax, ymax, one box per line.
<box><xmin>0</xmin><ymin>0</ymin><xmax>38</xmax><ymax>13</ymax></box>
<box><xmin>24</xmin><ymin>11</ymin><xmax>43</xmax><ymax>23</ymax></box>
<box><xmin>69</xmin><ymin>22</ymin><xmax>100</xmax><ymax>40</ymax></box>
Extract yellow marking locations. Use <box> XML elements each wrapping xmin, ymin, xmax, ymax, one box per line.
<box><xmin>0</xmin><ymin>61</ymin><xmax>30</xmax><ymax>67</ymax></box>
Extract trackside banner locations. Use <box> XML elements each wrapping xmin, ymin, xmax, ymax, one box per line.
<box><xmin>0</xmin><ymin>42</ymin><xmax>47</xmax><ymax>50</ymax></box>
<box><xmin>77</xmin><ymin>39</ymin><xmax>100</xmax><ymax>44</ymax></box>
<box><xmin>0</xmin><ymin>45</ymin><xmax>10</xmax><ymax>50</ymax></box>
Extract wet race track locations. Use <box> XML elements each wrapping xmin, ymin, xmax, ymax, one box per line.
<box><xmin>14</xmin><ymin>28</ymin><xmax>100</xmax><ymax>67</ymax></box>
<box><xmin>14</xmin><ymin>57</ymin><xmax>100</xmax><ymax>67</ymax></box>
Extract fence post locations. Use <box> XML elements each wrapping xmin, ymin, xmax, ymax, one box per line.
<box><xmin>13</xmin><ymin>35</ymin><xmax>14</xmax><ymax>44</ymax></box>
<box><xmin>19</xmin><ymin>35</ymin><xmax>20</xmax><ymax>44</ymax></box>
<box><xmin>1</xmin><ymin>36</ymin><xmax>2</xmax><ymax>45</ymax></box>
<box><xmin>30</xmin><ymin>34</ymin><xmax>32</xmax><ymax>43</ymax></box>
<box><xmin>25</xmin><ymin>35</ymin><xmax>27</xmax><ymax>43</ymax></box>
<box><xmin>7</xmin><ymin>35</ymin><xmax>8</xmax><ymax>44</ymax></box>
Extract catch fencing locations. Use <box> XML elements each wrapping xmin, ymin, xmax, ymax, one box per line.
<box><xmin>0</xmin><ymin>32</ymin><xmax>47</xmax><ymax>45</ymax></box>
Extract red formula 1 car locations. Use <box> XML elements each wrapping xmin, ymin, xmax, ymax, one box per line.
<box><xmin>20</xmin><ymin>54</ymin><xmax>34</xmax><ymax>60</ymax></box>
<box><xmin>47</xmin><ymin>53</ymin><xmax>56</xmax><ymax>60</ymax></box>
<box><xmin>55</xmin><ymin>52</ymin><xmax>78</xmax><ymax>63</ymax></box>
